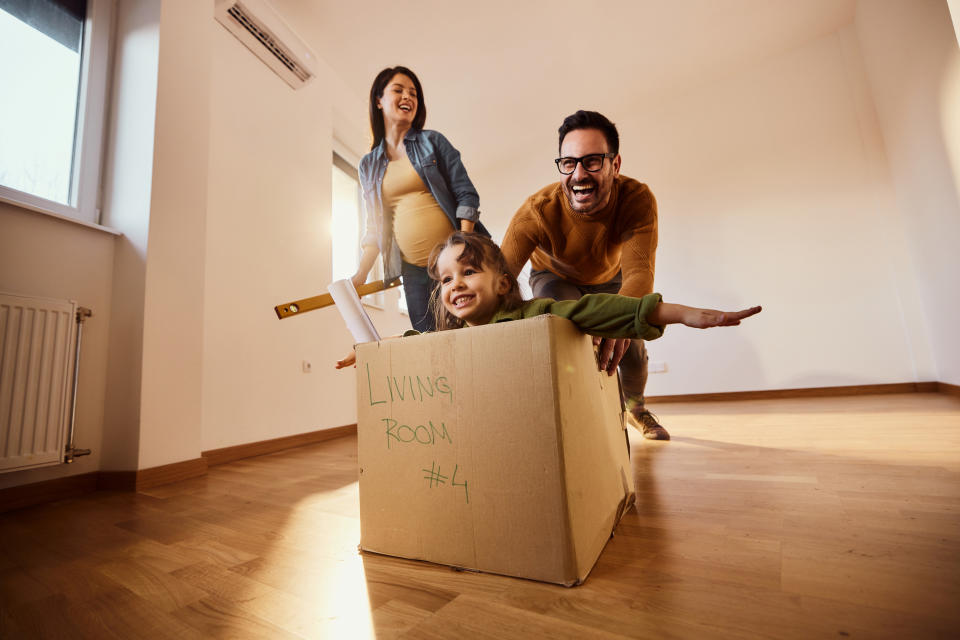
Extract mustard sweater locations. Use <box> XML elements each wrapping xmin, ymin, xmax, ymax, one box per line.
<box><xmin>501</xmin><ymin>176</ymin><xmax>658</xmax><ymax>298</ymax></box>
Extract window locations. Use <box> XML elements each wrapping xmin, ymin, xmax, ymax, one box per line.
<box><xmin>330</xmin><ymin>154</ymin><xmax>360</xmax><ymax>281</ymax></box>
<box><xmin>0</xmin><ymin>0</ymin><xmax>111</xmax><ymax>225</ymax></box>
<box><xmin>330</xmin><ymin>152</ymin><xmax>386</xmax><ymax>308</ymax></box>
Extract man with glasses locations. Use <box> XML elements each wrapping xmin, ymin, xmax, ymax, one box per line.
<box><xmin>501</xmin><ymin>110</ymin><xmax>668</xmax><ymax>440</ymax></box>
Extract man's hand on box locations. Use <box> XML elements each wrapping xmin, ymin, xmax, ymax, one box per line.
<box><xmin>593</xmin><ymin>337</ymin><xmax>631</xmax><ymax>376</ymax></box>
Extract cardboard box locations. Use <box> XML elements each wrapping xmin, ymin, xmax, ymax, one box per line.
<box><xmin>355</xmin><ymin>314</ymin><xmax>635</xmax><ymax>586</ymax></box>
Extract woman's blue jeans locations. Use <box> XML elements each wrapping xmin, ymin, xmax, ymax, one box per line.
<box><xmin>401</xmin><ymin>260</ymin><xmax>437</xmax><ymax>333</ymax></box>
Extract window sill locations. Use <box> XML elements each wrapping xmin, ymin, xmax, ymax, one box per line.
<box><xmin>1</xmin><ymin>193</ymin><xmax>120</xmax><ymax>236</ymax></box>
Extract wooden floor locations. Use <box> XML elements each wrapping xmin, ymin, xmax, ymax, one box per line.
<box><xmin>1</xmin><ymin>393</ymin><xmax>958</xmax><ymax>639</ymax></box>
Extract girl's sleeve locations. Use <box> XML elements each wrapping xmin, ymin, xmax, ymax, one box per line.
<box><xmin>435</xmin><ymin>132</ymin><xmax>480</xmax><ymax>221</ymax></box>
<box><xmin>543</xmin><ymin>293</ymin><xmax>665</xmax><ymax>340</ymax></box>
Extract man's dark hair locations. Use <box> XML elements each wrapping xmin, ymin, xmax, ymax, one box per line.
<box><xmin>558</xmin><ymin>110</ymin><xmax>619</xmax><ymax>155</ymax></box>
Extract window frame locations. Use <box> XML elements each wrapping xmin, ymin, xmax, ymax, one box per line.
<box><xmin>0</xmin><ymin>0</ymin><xmax>113</xmax><ymax>226</ymax></box>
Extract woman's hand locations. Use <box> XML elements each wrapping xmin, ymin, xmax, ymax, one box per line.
<box><xmin>460</xmin><ymin>219</ymin><xmax>475</xmax><ymax>233</ymax></box>
<box><xmin>351</xmin><ymin>246</ymin><xmax>380</xmax><ymax>289</ymax></box>
<box><xmin>335</xmin><ymin>352</ymin><xmax>357</xmax><ymax>369</ymax></box>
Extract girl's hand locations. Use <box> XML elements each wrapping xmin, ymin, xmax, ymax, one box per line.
<box><xmin>681</xmin><ymin>305</ymin><xmax>762</xmax><ymax>329</ymax></box>
<box><xmin>335</xmin><ymin>352</ymin><xmax>357</xmax><ymax>369</ymax></box>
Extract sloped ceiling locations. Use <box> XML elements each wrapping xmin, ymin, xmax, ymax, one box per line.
<box><xmin>273</xmin><ymin>0</ymin><xmax>857</xmax><ymax>171</ymax></box>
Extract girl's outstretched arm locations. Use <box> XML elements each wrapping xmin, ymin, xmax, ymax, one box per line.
<box><xmin>335</xmin><ymin>332</ymin><xmax>408</xmax><ymax>369</ymax></box>
<box><xmin>335</xmin><ymin>352</ymin><xmax>356</xmax><ymax>369</ymax></box>
<box><xmin>648</xmin><ymin>303</ymin><xmax>762</xmax><ymax>329</ymax></box>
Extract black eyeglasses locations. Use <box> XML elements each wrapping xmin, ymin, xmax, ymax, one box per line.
<box><xmin>554</xmin><ymin>153</ymin><xmax>616</xmax><ymax>175</ymax></box>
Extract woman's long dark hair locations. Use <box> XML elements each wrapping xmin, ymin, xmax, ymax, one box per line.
<box><xmin>369</xmin><ymin>66</ymin><xmax>426</xmax><ymax>150</ymax></box>
<box><xmin>426</xmin><ymin>232</ymin><xmax>524</xmax><ymax>331</ymax></box>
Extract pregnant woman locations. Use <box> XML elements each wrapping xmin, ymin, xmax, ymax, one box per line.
<box><xmin>352</xmin><ymin>66</ymin><xmax>488</xmax><ymax>331</ymax></box>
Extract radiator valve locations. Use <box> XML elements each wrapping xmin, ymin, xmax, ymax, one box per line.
<box><xmin>64</xmin><ymin>447</ymin><xmax>92</xmax><ymax>463</ymax></box>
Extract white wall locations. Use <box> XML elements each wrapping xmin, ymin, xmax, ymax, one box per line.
<box><xmin>98</xmin><ymin>0</ymin><xmax>159</xmax><ymax>471</ymax></box>
<box><xmin>855</xmin><ymin>0</ymin><xmax>960</xmax><ymax>386</ymax></box>
<box><xmin>135</xmin><ymin>0</ymin><xmax>211</xmax><ymax>469</ymax></box>
<box><xmin>0</xmin><ymin>205</ymin><xmax>115</xmax><ymax>489</ymax></box>
<box><xmin>199</xmin><ymin>12</ymin><xmax>410</xmax><ymax>452</ymax></box>
<box><xmin>475</xmin><ymin>24</ymin><xmax>936</xmax><ymax>395</ymax></box>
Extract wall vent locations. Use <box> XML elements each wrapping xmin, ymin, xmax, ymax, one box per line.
<box><xmin>214</xmin><ymin>0</ymin><xmax>317</xmax><ymax>89</ymax></box>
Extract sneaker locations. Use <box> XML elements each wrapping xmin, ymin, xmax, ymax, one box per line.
<box><xmin>633</xmin><ymin>409</ymin><xmax>670</xmax><ymax>440</ymax></box>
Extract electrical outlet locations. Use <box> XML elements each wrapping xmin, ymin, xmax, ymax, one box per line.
<box><xmin>302</xmin><ymin>360</ymin><xmax>312</xmax><ymax>373</ymax></box>
<box><xmin>648</xmin><ymin>360</ymin><xmax>667</xmax><ymax>373</ymax></box>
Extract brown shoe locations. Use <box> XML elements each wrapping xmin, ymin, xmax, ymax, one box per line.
<box><xmin>634</xmin><ymin>410</ymin><xmax>670</xmax><ymax>440</ymax></box>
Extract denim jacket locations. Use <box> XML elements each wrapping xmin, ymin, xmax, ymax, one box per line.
<box><xmin>359</xmin><ymin>129</ymin><xmax>488</xmax><ymax>282</ymax></box>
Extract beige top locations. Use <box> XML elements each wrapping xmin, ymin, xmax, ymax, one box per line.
<box><xmin>382</xmin><ymin>155</ymin><xmax>455</xmax><ymax>266</ymax></box>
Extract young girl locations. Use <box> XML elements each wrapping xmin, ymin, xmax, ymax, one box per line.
<box><xmin>336</xmin><ymin>232</ymin><xmax>760</xmax><ymax>368</ymax></box>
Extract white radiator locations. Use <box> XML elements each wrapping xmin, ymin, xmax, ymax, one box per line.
<box><xmin>0</xmin><ymin>293</ymin><xmax>87</xmax><ymax>473</ymax></box>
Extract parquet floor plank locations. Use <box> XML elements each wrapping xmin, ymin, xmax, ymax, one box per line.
<box><xmin>65</xmin><ymin>586</ymin><xmax>208</xmax><ymax>640</ymax></box>
<box><xmin>95</xmin><ymin>557</ymin><xmax>208</xmax><ymax>612</ymax></box>
<box><xmin>3</xmin><ymin>594</ymin><xmax>112</xmax><ymax>640</ymax></box>
<box><xmin>22</xmin><ymin>557</ymin><xmax>127</xmax><ymax>606</ymax></box>
<box><xmin>402</xmin><ymin>594</ymin><xmax>631</xmax><ymax>639</ymax></box>
<box><xmin>370</xmin><ymin>599</ymin><xmax>436</xmax><ymax>639</ymax></box>
<box><xmin>168</xmin><ymin>595</ymin><xmax>304</xmax><ymax>640</ymax></box>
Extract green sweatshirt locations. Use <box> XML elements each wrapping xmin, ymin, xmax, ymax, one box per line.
<box><xmin>487</xmin><ymin>293</ymin><xmax>665</xmax><ymax>340</ymax></box>
<box><xmin>403</xmin><ymin>293</ymin><xmax>665</xmax><ymax>339</ymax></box>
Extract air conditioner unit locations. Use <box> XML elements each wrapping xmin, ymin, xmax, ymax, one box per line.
<box><xmin>214</xmin><ymin>0</ymin><xmax>317</xmax><ymax>89</ymax></box>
